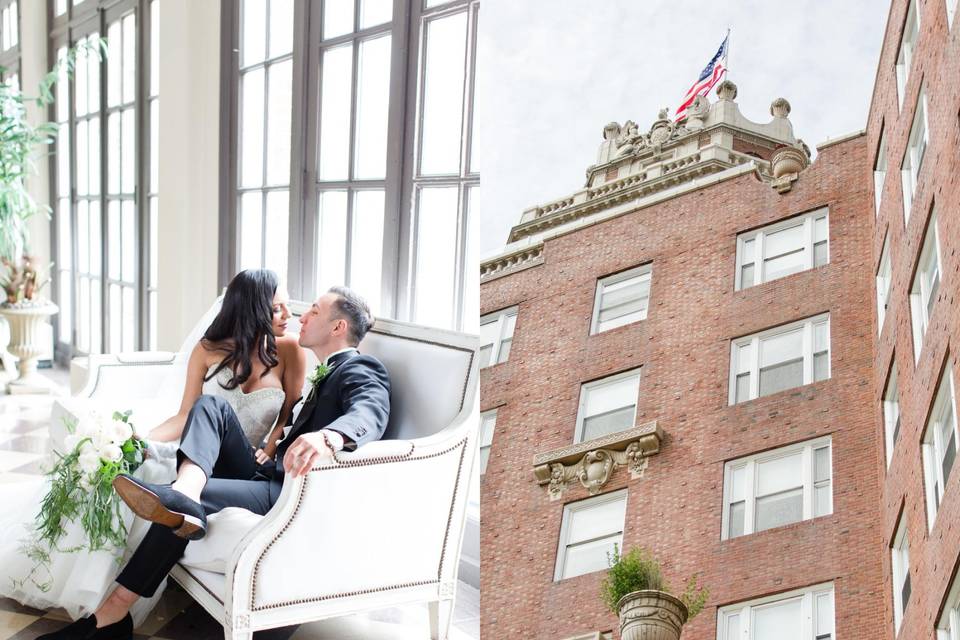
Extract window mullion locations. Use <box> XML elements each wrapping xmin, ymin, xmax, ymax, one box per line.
<box><xmin>802</xmin><ymin>321</ymin><xmax>813</xmax><ymax>384</ymax></box>
<box><xmin>750</xmin><ymin>336</ymin><xmax>760</xmax><ymax>399</ymax></box>
<box><xmin>802</xmin><ymin>444</ymin><xmax>813</xmax><ymax>520</ymax></box>
<box><xmin>744</xmin><ymin>461</ymin><xmax>756</xmax><ymax>536</ymax></box>
<box><xmin>755</xmin><ymin>231</ymin><xmax>765</xmax><ymax>285</ymax></box>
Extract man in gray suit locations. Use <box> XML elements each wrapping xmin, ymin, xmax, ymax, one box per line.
<box><xmin>39</xmin><ymin>286</ymin><xmax>391</xmax><ymax>640</ymax></box>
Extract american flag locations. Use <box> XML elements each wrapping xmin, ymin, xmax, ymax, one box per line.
<box><xmin>674</xmin><ymin>32</ymin><xmax>729</xmax><ymax>122</ymax></box>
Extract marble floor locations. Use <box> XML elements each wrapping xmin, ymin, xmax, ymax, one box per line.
<box><xmin>0</xmin><ymin>367</ymin><xmax>479</xmax><ymax>640</ymax></box>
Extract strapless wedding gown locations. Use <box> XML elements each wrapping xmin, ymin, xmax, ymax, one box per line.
<box><xmin>0</xmin><ymin>367</ymin><xmax>285</xmax><ymax>626</ymax></box>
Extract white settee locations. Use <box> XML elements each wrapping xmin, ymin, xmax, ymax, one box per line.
<box><xmin>52</xmin><ymin>300</ymin><xmax>479</xmax><ymax>640</ymax></box>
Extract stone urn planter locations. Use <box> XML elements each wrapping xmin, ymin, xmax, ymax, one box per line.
<box><xmin>0</xmin><ymin>301</ymin><xmax>58</xmax><ymax>394</ymax></box>
<box><xmin>770</xmin><ymin>145</ymin><xmax>808</xmax><ymax>178</ymax></box>
<box><xmin>617</xmin><ymin>590</ymin><xmax>688</xmax><ymax>640</ymax></box>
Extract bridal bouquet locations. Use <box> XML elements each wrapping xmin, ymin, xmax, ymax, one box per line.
<box><xmin>16</xmin><ymin>410</ymin><xmax>147</xmax><ymax>591</ymax></box>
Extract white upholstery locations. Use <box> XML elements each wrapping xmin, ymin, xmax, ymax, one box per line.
<box><xmin>55</xmin><ymin>300</ymin><xmax>479</xmax><ymax>640</ymax></box>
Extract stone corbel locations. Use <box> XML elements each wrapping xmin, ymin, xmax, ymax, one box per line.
<box><xmin>532</xmin><ymin>421</ymin><xmax>663</xmax><ymax>500</ymax></box>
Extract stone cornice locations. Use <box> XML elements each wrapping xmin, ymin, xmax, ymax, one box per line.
<box><xmin>479</xmin><ymin>244</ymin><xmax>544</xmax><ymax>283</ymax></box>
<box><xmin>532</xmin><ymin>421</ymin><xmax>663</xmax><ymax>500</ymax></box>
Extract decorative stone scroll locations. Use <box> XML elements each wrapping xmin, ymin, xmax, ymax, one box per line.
<box><xmin>532</xmin><ymin>421</ymin><xmax>663</xmax><ymax>500</ymax></box>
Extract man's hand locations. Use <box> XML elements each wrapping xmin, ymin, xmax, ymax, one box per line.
<box><xmin>282</xmin><ymin>430</ymin><xmax>342</xmax><ymax>477</ymax></box>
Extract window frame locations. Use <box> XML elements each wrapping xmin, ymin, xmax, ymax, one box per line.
<box><xmin>728</xmin><ymin>313</ymin><xmax>831</xmax><ymax>405</ymax></box>
<box><xmin>734</xmin><ymin>208</ymin><xmax>829</xmax><ymax>292</ymax></box>
<box><xmin>936</xmin><ymin>562</ymin><xmax>960</xmax><ymax>640</ymax></box>
<box><xmin>876</xmin><ymin>231</ymin><xmax>892</xmax><ymax>334</ymax></box>
<box><xmin>873</xmin><ymin>127</ymin><xmax>887</xmax><ymax>216</ymax></box>
<box><xmin>716</xmin><ymin>582</ymin><xmax>835</xmax><ymax>640</ymax></box>
<box><xmin>883</xmin><ymin>360</ymin><xmax>901</xmax><ymax>468</ymax></box>
<box><xmin>721</xmin><ymin>436</ymin><xmax>833</xmax><ymax>540</ymax></box>
<box><xmin>891</xmin><ymin>514</ymin><xmax>911</xmax><ymax>633</ymax></box>
<box><xmin>895</xmin><ymin>0</ymin><xmax>920</xmax><ymax>110</ymax></box>
<box><xmin>909</xmin><ymin>208</ymin><xmax>941</xmax><ymax>362</ymax></box>
<box><xmin>554</xmin><ymin>489</ymin><xmax>627</xmax><ymax>582</ymax></box>
<box><xmin>590</xmin><ymin>263</ymin><xmax>652</xmax><ymax>334</ymax></box>
<box><xmin>479</xmin><ymin>408</ymin><xmax>496</xmax><ymax>475</ymax></box>
<box><xmin>479</xmin><ymin>306</ymin><xmax>517</xmax><ymax>369</ymax></box>
<box><xmin>900</xmin><ymin>85</ymin><xmax>929</xmax><ymax>225</ymax></box>
<box><xmin>922</xmin><ymin>364</ymin><xmax>958</xmax><ymax>531</ymax></box>
<box><xmin>949</xmin><ymin>0</ymin><xmax>958</xmax><ymax>31</ymax></box>
<box><xmin>0</xmin><ymin>0</ymin><xmax>20</xmax><ymax>86</ymax></box>
<box><xmin>574</xmin><ymin>368</ymin><xmax>642</xmax><ymax>444</ymax></box>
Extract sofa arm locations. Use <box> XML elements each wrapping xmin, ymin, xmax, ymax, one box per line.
<box><xmin>75</xmin><ymin>352</ymin><xmax>180</xmax><ymax>400</ymax></box>
<box><xmin>226</xmin><ymin>425</ymin><xmax>474</xmax><ymax>614</ymax></box>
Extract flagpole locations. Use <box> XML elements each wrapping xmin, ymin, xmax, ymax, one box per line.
<box><xmin>726</xmin><ymin>26</ymin><xmax>731</xmax><ymax>82</ymax></box>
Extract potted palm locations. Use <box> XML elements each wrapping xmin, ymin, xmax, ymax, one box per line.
<box><xmin>0</xmin><ymin>43</ymin><xmax>103</xmax><ymax>392</ymax></box>
<box><xmin>601</xmin><ymin>546</ymin><xmax>708</xmax><ymax>640</ymax></box>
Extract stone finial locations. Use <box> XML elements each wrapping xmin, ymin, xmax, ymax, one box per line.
<box><xmin>603</xmin><ymin>122</ymin><xmax>620</xmax><ymax>140</ymax></box>
<box><xmin>770</xmin><ymin>97</ymin><xmax>791</xmax><ymax>118</ymax></box>
<box><xmin>716</xmin><ymin>79</ymin><xmax>737</xmax><ymax>101</ymax></box>
<box><xmin>657</xmin><ymin>107</ymin><xmax>669</xmax><ymax>120</ymax></box>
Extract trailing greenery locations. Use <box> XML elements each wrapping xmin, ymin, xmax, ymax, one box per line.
<box><xmin>600</xmin><ymin>545</ymin><xmax>709</xmax><ymax>620</ymax></box>
<box><xmin>13</xmin><ymin>410</ymin><xmax>146</xmax><ymax>593</ymax></box>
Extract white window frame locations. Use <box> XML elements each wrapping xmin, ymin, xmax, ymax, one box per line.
<box><xmin>716</xmin><ymin>582</ymin><xmax>835</xmax><ymax>640</ymax></box>
<box><xmin>590</xmin><ymin>264</ymin><xmax>652</xmax><ymax>334</ymax></box>
<box><xmin>883</xmin><ymin>362</ymin><xmax>901</xmax><ymax>468</ymax></box>
<box><xmin>922</xmin><ymin>366</ymin><xmax>959</xmax><ymax>531</ymax></box>
<box><xmin>877</xmin><ymin>233</ymin><xmax>892</xmax><ymax>334</ymax></box>
<box><xmin>721</xmin><ymin>436</ymin><xmax>832</xmax><ymax>540</ymax></box>
<box><xmin>735</xmin><ymin>208</ymin><xmax>830</xmax><ymax>291</ymax></box>
<box><xmin>936</xmin><ymin>562</ymin><xmax>960</xmax><ymax>640</ymax></box>
<box><xmin>891</xmin><ymin>515</ymin><xmax>911</xmax><ymax>633</ymax></box>
<box><xmin>480</xmin><ymin>306</ymin><xmax>517</xmax><ymax>369</ymax></box>
<box><xmin>909</xmin><ymin>210</ymin><xmax>941</xmax><ymax>362</ymax></box>
<box><xmin>896</xmin><ymin>0</ymin><xmax>920</xmax><ymax>110</ymax></box>
<box><xmin>949</xmin><ymin>0</ymin><xmax>958</xmax><ymax>31</ymax></box>
<box><xmin>901</xmin><ymin>86</ymin><xmax>929</xmax><ymax>224</ymax></box>
<box><xmin>479</xmin><ymin>409</ymin><xmax>496</xmax><ymax>475</ymax></box>
<box><xmin>729</xmin><ymin>314</ymin><xmax>831</xmax><ymax>405</ymax></box>
<box><xmin>554</xmin><ymin>489</ymin><xmax>627</xmax><ymax>581</ymax></box>
<box><xmin>874</xmin><ymin>130</ymin><xmax>887</xmax><ymax>216</ymax></box>
<box><xmin>574</xmin><ymin>368</ymin><xmax>642</xmax><ymax>444</ymax></box>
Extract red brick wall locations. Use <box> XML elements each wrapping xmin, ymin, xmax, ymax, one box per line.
<box><xmin>480</xmin><ymin>133</ymin><xmax>884</xmax><ymax>639</ymax></box>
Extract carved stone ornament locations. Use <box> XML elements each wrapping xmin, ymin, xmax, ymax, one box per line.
<box><xmin>716</xmin><ymin>79</ymin><xmax>737</xmax><ymax>101</ymax></box>
<box><xmin>532</xmin><ymin>422</ymin><xmax>663</xmax><ymax>500</ymax></box>
<box><xmin>648</xmin><ymin>109</ymin><xmax>674</xmax><ymax>146</ymax></box>
<box><xmin>770</xmin><ymin>97</ymin><xmax>791</xmax><ymax>118</ymax></box>
<box><xmin>768</xmin><ymin>145</ymin><xmax>810</xmax><ymax>193</ymax></box>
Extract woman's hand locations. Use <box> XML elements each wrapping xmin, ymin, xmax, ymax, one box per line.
<box><xmin>254</xmin><ymin>448</ymin><xmax>272</xmax><ymax>465</ymax></box>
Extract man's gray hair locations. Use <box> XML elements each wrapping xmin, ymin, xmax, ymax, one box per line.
<box><xmin>328</xmin><ymin>286</ymin><xmax>374</xmax><ymax>345</ymax></box>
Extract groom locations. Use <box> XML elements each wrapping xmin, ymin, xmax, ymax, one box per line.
<box><xmin>39</xmin><ymin>286</ymin><xmax>391</xmax><ymax>640</ymax></box>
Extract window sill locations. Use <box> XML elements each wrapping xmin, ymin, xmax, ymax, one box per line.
<box><xmin>532</xmin><ymin>421</ymin><xmax>662</xmax><ymax>500</ymax></box>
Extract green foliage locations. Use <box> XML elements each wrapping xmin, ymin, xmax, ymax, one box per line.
<box><xmin>600</xmin><ymin>545</ymin><xmax>710</xmax><ymax>620</ymax></box>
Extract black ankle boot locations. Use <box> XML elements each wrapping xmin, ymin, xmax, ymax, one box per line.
<box><xmin>36</xmin><ymin>613</ymin><xmax>133</xmax><ymax>639</ymax></box>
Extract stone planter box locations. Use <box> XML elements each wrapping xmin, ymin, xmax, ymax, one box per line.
<box><xmin>618</xmin><ymin>590</ymin><xmax>688</xmax><ymax>640</ymax></box>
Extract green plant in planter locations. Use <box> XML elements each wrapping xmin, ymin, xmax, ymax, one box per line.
<box><xmin>0</xmin><ymin>40</ymin><xmax>105</xmax><ymax>298</ymax></box>
<box><xmin>600</xmin><ymin>545</ymin><xmax>709</xmax><ymax>619</ymax></box>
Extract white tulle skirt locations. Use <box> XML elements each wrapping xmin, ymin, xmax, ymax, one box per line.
<box><xmin>0</xmin><ymin>441</ymin><xmax>179</xmax><ymax>626</ymax></box>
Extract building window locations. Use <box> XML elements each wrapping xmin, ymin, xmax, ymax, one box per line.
<box><xmin>895</xmin><ymin>0</ymin><xmax>919</xmax><ymax>109</ymax></box>
<box><xmin>735</xmin><ymin>208</ymin><xmax>829</xmax><ymax>291</ymax></box>
<box><xmin>554</xmin><ymin>490</ymin><xmax>626</xmax><ymax>581</ymax></box>
<box><xmin>937</xmin><ymin>562</ymin><xmax>960</xmax><ymax>640</ymax></box>
<box><xmin>909</xmin><ymin>209</ymin><xmax>941</xmax><ymax>362</ymax></box>
<box><xmin>479</xmin><ymin>306</ymin><xmax>517</xmax><ymax>368</ymax></box>
<box><xmin>949</xmin><ymin>0</ymin><xmax>958</xmax><ymax>30</ymax></box>
<box><xmin>0</xmin><ymin>0</ymin><xmax>19</xmax><ymax>87</ymax></box>
<box><xmin>479</xmin><ymin>409</ymin><xmax>496</xmax><ymax>474</ymax></box>
<box><xmin>922</xmin><ymin>364</ymin><xmax>958</xmax><ymax>530</ymax></box>
<box><xmin>717</xmin><ymin>583</ymin><xmax>834</xmax><ymax>640</ymax></box>
<box><xmin>50</xmin><ymin>0</ymin><xmax>159</xmax><ymax>359</ymax></box>
<box><xmin>729</xmin><ymin>314</ymin><xmax>830</xmax><ymax>405</ymax></box>
<box><xmin>721</xmin><ymin>437</ymin><xmax>832</xmax><ymax>540</ymax></box>
<box><xmin>575</xmin><ymin>369</ymin><xmax>641</xmax><ymax>443</ymax></box>
<box><xmin>591</xmin><ymin>265</ymin><xmax>651</xmax><ymax>334</ymax></box>
<box><xmin>873</xmin><ymin>129</ymin><xmax>886</xmax><ymax>216</ymax></box>
<box><xmin>901</xmin><ymin>86</ymin><xmax>929</xmax><ymax>224</ymax></box>
<box><xmin>222</xmin><ymin>0</ymin><xmax>480</xmax><ymax>331</ymax></box>
<box><xmin>876</xmin><ymin>233</ymin><xmax>892</xmax><ymax>334</ymax></box>
<box><xmin>883</xmin><ymin>362</ymin><xmax>901</xmax><ymax>468</ymax></box>
<box><xmin>891</xmin><ymin>515</ymin><xmax>911</xmax><ymax>633</ymax></box>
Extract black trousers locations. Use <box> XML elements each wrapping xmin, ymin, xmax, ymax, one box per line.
<box><xmin>115</xmin><ymin>394</ymin><xmax>283</xmax><ymax>597</ymax></box>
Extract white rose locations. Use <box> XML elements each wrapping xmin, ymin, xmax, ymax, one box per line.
<box><xmin>100</xmin><ymin>444</ymin><xmax>124</xmax><ymax>463</ymax></box>
<box><xmin>112</xmin><ymin>419</ymin><xmax>133</xmax><ymax>444</ymax></box>
<box><xmin>78</xmin><ymin>449</ymin><xmax>102</xmax><ymax>475</ymax></box>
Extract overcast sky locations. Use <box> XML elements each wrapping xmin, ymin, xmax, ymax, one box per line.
<box><xmin>473</xmin><ymin>0</ymin><xmax>890</xmax><ymax>256</ymax></box>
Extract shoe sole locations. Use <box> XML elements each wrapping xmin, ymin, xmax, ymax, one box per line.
<box><xmin>112</xmin><ymin>476</ymin><xmax>206</xmax><ymax>540</ymax></box>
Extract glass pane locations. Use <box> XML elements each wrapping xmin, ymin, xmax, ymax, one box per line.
<box><xmin>360</xmin><ymin>0</ymin><xmax>391</xmax><ymax>28</ymax></box>
<box><xmin>57</xmin><ymin>200</ymin><xmax>71</xmax><ymax>265</ymax></box>
<box><xmin>478</xmin><ymin>344</ymin><xmax>492</xmax><ymax>368</ymax></box>
<box><xmin>123</xmin><ymin>286</ymin><xmax>135</xmax><ymax>351</ymax></box>
<box><xmin>759</xmin><ymin>358</ymin><xmax>803</xmax><ymax>397</ymax></box>
<box><xmin>463</xmin><ymin>186</ymin><xmax>479</xmax><ymax>332</ymax></box>
<box><xmin>737</xmin><ymin>342</ymin><xmax>752</xmax><ymax>373</ymax></box>
<box><xmin>149</xmin><ymin>197</ymin><xmax>158</xmax><ymax>286</ymax></box>
<box><xmin>764</xmin><ymin>248</ymin><xmax>805</xmax><ymax>281</ymax></box>
<box><xmin>122</xmin><ymin>14</ymin><xmax>136</xmax><ymax>104</ymax></box>
<box><xmin>90</xmin><ymin>278</ymin><xmax>101</xmax><ymax>354</ymax></box>
<box><xmin>419</xmin><ymin>12</ymin><xmax>467</xmax><ymax>175</ymax></box>
<box><xmin>88</xmin><ymin>201</ymin><xmax>101</xmax><ymax>276</ymax></box>
<box><xmin>735</xmin><ymin>372</ymin><xmax>751</xmax><ymax>403</ymax></box>
<box><xmin>88</xmin><ymin>117</ymin><xmax>100</xmax><ymax>196</ymax></box>
<box><xmin>585</xmin><ymin>376</ymin><xmax>639</xmax><ymax>418</ymax></box>
<box><xmin>77</xmin><ymin>201</ymin><xmax>89</xmax><ymax>273</ymax></box>
<box><xmin>323</xmin><ymin>0</ymin><xmax>354</xmax><ymax>39</ymax></box>
<box><xmin>76</xmin><ymin>120</ymin><xmax>88</xmax><ymax>196</ymax></box>
<box><xmin>497</xmin><ymin>337</ymin><xmax>512</xmax><ymax>363</ymax></box>
<box><xmin>107</xmin><ymin>21</ymin><xmax>121</xmax><ymax>107</ymax></box>
<box><xmin>121</xmin><ymin>200</ymin><xmax>135</xmax><ymax>282</ymax></box>
<box><xmin>815</xmin><ymin>485</ymin><xmax>831</xmax><ymax>517</ymax></box>
<box><xmin>753</xmin><ymin>598</ymin><xmax>802</xmax><ymax>640</ymax></box>
<box><xmin>740</xmin><ymin>263</ymin><xmax>755</xmax><ymax>289</ymax></box>
<box><xmin>240</xmin><ymin>192</ymin><xmax>263</xmax><ymax>269</ymax></box>
<box><xmin>78</xmin><ymin>277</ymin><xmax>89</xmax><ymax>351</ymax></box>
<box><xmin>75</xmin><ymin>46</ymin><xmax>88</xmax><ymax>118</ymax></box>
<box><xmin>56</xmin><ymin>0</ymin><xmax>66</xmax><ymax>17</ymax></box>
<box><xmin>264</xmin><ymin>190</ymin><xmax>289</xmax><ymax>281</ymax></box>
<box><xmin>814</xmin><ymin>241</ymin><xmax>828</xmax><ymax>267</ymax></box>
<box><xmin>351</xmin><ymin>190</ymin><xmax>384</xmax><ymax>312</ymax></box>
<box><xmin>814</xmin><ymin>321</ymin><xmax>829</xmax><ymax>352</ymax></box>
<box><xmin>87</xmin><ymin>36</ymin><xmax>100</xmax><ymax>113</ymax></box>
<box><xmin>479</xmin><ymin>447</ymin><xmax>489</xmax><ymax>474</ymax></box>
<box><xmin>725</xmin><ymin>614</ymin><xmax>740</xmax><ymax>640</ymax></box>
<box><xmin>414</xmin><ymin>187</ymin><xmax>458</xmax><ymax>328</ymax></box>
<box><xmin>150</xmin><ymin>101</ymin><xmax>159</xmax><ymax>192</ymax></box>
<box><xmin>107</xmin><ymin>113</ymin><xmax>120</xmax><ymax>194</ymax></box>
<box><xmin>728</xmin><ymin>501</ymin><xmax>745</xmax><ymax>538</ymax></box>
<box><xmin>480</xmin><ymin>414</ymin><xmax>496</xmax><ymax>445</ymax></box>
<box><xmin>269</xmin><ymin>0</ymin><xmax>294</xmax><ymax>57</ymax></box>
<box><xmin>109</xmin><ymin>284</ymin><xmax>121</xmax><ymax>353</ymax></box>
<box><xmin>354</xmin><ymin>35</ymin><xmax>391</xmax><ymax>180</ymax></box>
<box><xmin>814</xmin><ymin>352</ymin><xmax>829</xmax><ymax>382</ymax></box>
<box><xmin>581</xmin><ymin>405</ymin><xmax>635</xmax><ymax>442</ymax></box>
<box><xmin>266</xmin><ymin>59</ymin><xmax>293</xmax><ymax>185</ymax></box>
<box><xmin>149</xmin><ymin>290</ymin><xmax>158</xmax><ymax>350</ymax></box>
<box><xmin>121</xmin><ymin>109</ymin><xmax>135</xmax><ymax>193</ymax></box>
<box><xmin>816</xmin><ymin>592</ymin><xmax>834</xmax><ymax>636</ymax></box>
<box><xmin>814</xmin><ymin>447</ymin><xmax>831</xmax><ymax>483</ymax></box>
<box><xmin>58</xmin><ymin>272</ymin><xmax>71</xmax><ymax>339</ymax></box>
<box><xmin>150</xmin><ymin>1</ymin><xmax>159</xmax><ymax>96</ymax></box>
<box><xmin>756</xmin><ymin>452</ymin><xmax>803</xmax><ymax>496</ymax></box>
<box><xmin>241</xmin><ymin>68</ymin><xmax>266</xmax><ymax>187</ymax></box>
<box><xmin>755</xmin><ymin>488</ymin><xmax>803</xmax><ymax>531</ymax></box>
<box><xmin>943</xmin><ymin>429</ymin><xmax>956</xmax><ymax>486</ymax></box>
<box><xmin>765</xmin><ymin>223</ymin><xmax>804</xmax><ymax>258</ymax></box>
<box><xmin>317</xmin><ymin>190</ymin><xmax>348</xmax><ymax>291</ymax></box>
<box><xmin>814</xmin><ymin>215</ymin><xmax>828</xmax><ymax>242</ymax></box>
<box><xmin>108</xmin><ymin>201</ymin><xmax>121</xmax><ymax>280</ymax></box>
<box><xmin>57</xmin><ymin>128</ymin><xmax>70</xmax><ymax>196</ymax></box>
<box><xmin>242</xmin><ymin>0</ymin><xmax>267</xmax><ymax>65</ymax></box>
<box><xmin>730</xmin><ymin>466</ymin><xmax>746</xmax><ymax>501</ymax></box>
<box><xmin>761</xmin><ymin>328</ymin><xmax>803</xmax><ymax>368</ymax></box>
<box><xmin>318</xmin><ymin>45</ymin><xmax>352</xmax><ymax>180</ymax></box>
<box><xmin>563</xmin><ymin>535</ymin><xmax>620</xmax><ymax>580</ymax></box>
<box><xmin>567</xmin><ymin>498</ymin><xmax>626</xmax><ymax>544</ymax></box>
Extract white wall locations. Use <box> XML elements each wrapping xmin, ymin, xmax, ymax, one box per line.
<box><xmin>156</xmin><ymin>0</ymin><xmax>222</xmax><ymax>350</ymax></box>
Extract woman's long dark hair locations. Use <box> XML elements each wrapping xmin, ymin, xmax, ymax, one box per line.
<box><xmin>201</xmin><ymin>269</ymin><xmax>280</xmax><ymax>390</ymax></box>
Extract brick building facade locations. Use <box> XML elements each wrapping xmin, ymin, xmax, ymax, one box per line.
<box><xmin>478</xmin><ymin>1</ymin><xmax>960</xmax><ymax>638</ymax></box>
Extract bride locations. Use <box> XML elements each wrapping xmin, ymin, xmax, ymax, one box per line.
<box><xmin>0</xmin><ymin>268</ymin><xmax>306</xmax><ymax>627</ymax></box>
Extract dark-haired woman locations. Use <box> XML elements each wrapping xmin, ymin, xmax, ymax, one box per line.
<box><xmin>0</xmin><ymin>269</ymin><xmax>305</xmax><ymax>626</ymax></box>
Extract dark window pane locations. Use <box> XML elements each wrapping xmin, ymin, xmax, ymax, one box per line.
<box><xmin>759</xmin><ymin>357</ymin><xmax>804</xmax><ymax>397</ymax></box>
<box><xmin>901</xmin><ymin>573</ymin><xmax>911</xmax><ymax>610</ymax></box>
<box><xmin>728</xmin><ymin>501</ymin><xmax>745</xmax><ymax>538</ymax></box>
<box><xmin>755</xmin><ymin>488</ymin><xmax>803</xmax><ymax>532</ymax></box>
<box><xmin>582</xmin><ymin>405</ymin><xmax>635</xmax><ymax>442</ymax></box>
<box><xmin>942</xmin><ymin>432</ymin><xmax>956</xmax><ymax>485</ymax></box>
<box><xmin>893</xmin><ymin>415</ymin><xmax>901</xmax><ymax>443</ymax></box>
